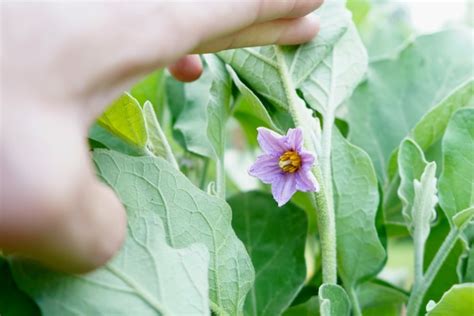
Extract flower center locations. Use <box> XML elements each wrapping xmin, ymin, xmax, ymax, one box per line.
<box><xmin>278</xmin><ymin>150</ymin><xmax>301</xmax><ymax>173</ymax></box>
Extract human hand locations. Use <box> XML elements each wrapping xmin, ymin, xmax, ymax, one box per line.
<box><xmin>0</xmin><ymin>1</ymin><xmax>322</xmax><ymax>273</ymax></box>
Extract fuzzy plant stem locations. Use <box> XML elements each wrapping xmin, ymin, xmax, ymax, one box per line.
<box><xmin>275</xmin><ymin>46</ymin><xmax>337</xmax><ymax>284</ymax></box>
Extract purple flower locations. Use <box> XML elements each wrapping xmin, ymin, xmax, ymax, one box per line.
<box><xmin>249</xmin><ymin>127</ymin><xmax>319</xmax><ymax>206</ymax></box>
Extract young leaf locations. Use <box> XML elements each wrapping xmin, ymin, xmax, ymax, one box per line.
<box><xmin>426</xmin><ymin>283</ymin><xmax>474</xmax><ymax>316</ymax></box>
<box><xmin>347</xmin><ymin>29</ymin><xmax>474</xmax><ymax>183</ymax></box>
<box><xmin>93</xmin><ymin>150</ymin><xmax>254</xmax><ymax>315</ymax></box>
<box><xmin>332</xmin><ymin>129</ymin><xmax>385</xmax><ymax>288</ymax></box>
<box><xmin>397</xmin><ymin>138</ymin><xmax>435</xmax><ymax>224</ymax></box>
<box><xmin>142</xmin><ymin>101</ymin><xmax>178</xmax><ymax>168</ymax></box>
<box><xmin>226</xmin><ymin>65</ymin><xmax>280</xmax><ymax>133</ymax></box>
<box><xmin>12</xmin><ymin>214</ymin><xmax>210</xmax><ymax>316</ymax></box>
<box><xmin>411</xmin><ymin>162</ymin><xmax>438</xmax><ymax>278</ymax></box>
<box><xmin>319</xmin><ymin>284</ymin><xmax>350</xmax><ymax>316</ymax></box>
<box><xmin>439</xmin><ymin>108</ymin><xmax>474</xmax><ymax>222</ymax></box>
<box><xmin>88</xmin><ymin>123</ymin><xmax>144</xmax><ymax>156</ymax></box>
<box><xmin>228</xmin><ymin>191</ymin><xmax>307</xmax><ymax>316</ymax></box>
<box><xmin>97</xmin><ymin>93</ymin><xmax>148</xmax><ymax>149</ymax></box>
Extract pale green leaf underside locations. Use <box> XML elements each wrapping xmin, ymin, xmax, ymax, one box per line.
<box><xmin>93</xmin><ymin>150</ymin><xmax>254</xmax><ymax>315</ymax></box>
<box><xmin>319</xmin><ymin>284</ymin><xmax>350</xmax><ymax>316</ymax></box>
<box><xmin>348</xmin><ymin>29</ymin><xmax>474</xmax><ymax>182</ymax></box>
<box><xmin>12</xmin><ymin>215</ymin><xmax>210</xmax><ymax>316</ymax></box>
<box><xmin>217</xmin><ymin>0</ymin><xmax>350</xmax><ymax>111</ymax></box>
<box><xmin>332</xmin><ymin>129</ymin><xmax>385</xmax><ymax>287</ymax></box>
<box><xmin>228</xmin><ymin>192</ymin><xmax>307</xmax><ymax>316</ymax></box>
<box><xmin>426</xmin><ymin>283</ymin><xmax>474</xmax><ymax>316</ymax></box>
<box><xmin>439</xmin><ymin>108</ymin><xmax>474</xmax><ymax>222</ymax></box>
<box><xmin>97</xmin><ymin>93</ymin><xmax>148</xmax><ymax>149</ymax></box>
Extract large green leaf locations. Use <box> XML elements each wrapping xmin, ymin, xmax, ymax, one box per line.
<box><xmin>319</xmin><ymin>284</ymin><xmax>350</xmax><ymax>316</ymax></box>
<box><xmin>0</xmin><ymin>258</ymin><xmax>40</xmax><ymax>316</ymax></box>
<box><xmin>347</xmin><ymin>29</ymin><xmax>474</xmax><ymax>183</ymax></box>
<box><xmin>357</xmin><ymin>280</ymin><xmax>408</xmax><ymax>316</ymax></box>
<box><xmin>217</xmin><ymin>0</ymin><xmax>351</xmax><ymax>111</ymax></box>
<box><xmin>438</xmin><ymin>108</ymin><xmax>474</xmax><ymax>222</ymax></box>
<box><xmin>12</xmin><ymin>214</ymin><xmax>210</xmax><ymax>315</ymax></box>
<box><xmin>283</xmin><ymin>297</ymin><xmax>319</xmax><ymax>316</ymax></box>
<box><xmin>228</xmin><ymin>191</ymin><xmax>307</xmax><ymax>316</ymax></box>
<box><xmin>130</xmin><ymin>70</ymin><xmax>166</xmax><ymax>115</ymax></box>
<box><xmin>426</xmin><ymin>283</ymin><xmax>474</xmax><ymax>316</ymax></box>
<box><xmin>97</xmin><ymin>93</ymin><xmax>148</xmax><ymax>149</ymax></box>
<box><xmin>166</xmin><ymin>55</ymin><xmax>231</xmax><ymax>159</ymax></box>
<box><xmin>331</xmin><ymin>129</ymin><xmax>385</xmax><ymax>288</ymax></box>
<box><xmin>93</xmin><ymin>150</ymin><xmax>254</xmax><ymax>315</ymax></box>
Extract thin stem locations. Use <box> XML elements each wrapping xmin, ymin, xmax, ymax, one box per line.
<box><xmin>275</xmin><ymin>46</ymin><xmax>337</xmax><ymax>284</ymax></box>
<box><xmin>199</xmin><ymin>158</ymin><xmax>210</xmax><ymax>190</ymax></box>
<box><xmin>413</xmin><ymin>217</ymin><xmax>425</xmax><ymax>284</ymax></box>
<box><xmin>406</xmin><ymin>228</ymin><xmax>459</xmax><ymax>315</ymax></box>
<box><xmin>348</xmin><ymin>286</ymin><xmax>362</xmax><ymax>316</ymax></box>
<box><xmin>320</xmin><ymin>112</ymin><xmax>335</xmax><ymax>212</ymax></box>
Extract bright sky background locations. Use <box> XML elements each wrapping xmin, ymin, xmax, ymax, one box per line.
<box><xmin>403</xmin><ymin>0</ymin><xmax>471</xmax><ymax>33</ymax></box>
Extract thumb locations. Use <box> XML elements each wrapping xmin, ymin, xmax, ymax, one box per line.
<box><xmin>0</xmin><ymin>105</ymin><xmax>126</xmax><ymax>273</ymax></box>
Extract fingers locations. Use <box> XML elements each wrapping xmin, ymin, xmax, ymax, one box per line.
<box><xmin>0</xmin><ymin>107</ymin><xmax>126</xmax><ymax>273</ymax></box>
<box><xmin>167</xmin><ymin>55</ymin><xmax>203</xmax><ymax>82</ymax></box>
<box><xmin>195</xmin><ymin>15</ymin><xmax>320</xmax><ymax>53</ymax></box>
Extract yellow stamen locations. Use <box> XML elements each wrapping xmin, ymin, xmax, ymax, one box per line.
<box><xmin>279</xmin><ymin>150</ymin><xmax>301</xmax><ymax>173</ymax></box>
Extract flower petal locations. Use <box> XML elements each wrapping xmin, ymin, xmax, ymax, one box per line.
<box><xmin>257</xmin><ymin>127</ymin><xmax>287</xmax><ymax>155</ymax></box>
<box><xmin>295</xmin><ymin>170</ymin><xmax>320</xmax><ymax>192</ymax></box>
<box><xmin>248</xmin><ymin>154</ymin><xmax>282</xmax><ymax>184</ymax></box>
<box><xmin>271</xmin><ymin>173</ymin><xmax>297</xmax><ymax>207</ymax></box>
<box><xmin>299</xmin><ymin>151</ymin><xmax>315</xmax><ymax>171</ymax></box>
<box><xmin>285</xmin><ymin>127</ymin><xmax>304</xmax><ymax>151</ymax></box>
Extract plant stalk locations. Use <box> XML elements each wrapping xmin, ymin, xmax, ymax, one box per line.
<box><xmin>406</xmin><ymin>228</ymin><xmax>459</xmax><ymax>315</ymax></box>
<box><xmin>348</xmin><ymin>286</ymin><xmax>362</xmax><ymax>316</ymax></box>
<box><xmin>275</xmin><ymin>46</ymin><xmax>337</xmax><ymax>284</ymax></box>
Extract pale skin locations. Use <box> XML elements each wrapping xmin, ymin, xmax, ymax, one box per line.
<box><xmin>0</xmin><ymin>1</ymin><xmax>322</xmax><ymax>273</ymax></box>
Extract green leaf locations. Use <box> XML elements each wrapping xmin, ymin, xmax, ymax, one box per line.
<box><xmin>97</xmin><ymin>93</ymin><xmax>148</xmax><ymax>149</ymax></box>
<box><xmin>283</xmin><ymin>297</ymin><xmax>319</xmax><ymax>316</ymax></box>
<box><xmin>0</xmin><ymin>258</ymin><xmax>40</xmax><ymax>316</ymax></box>
<box><xmin>347</xmin><ymin>29</ymin><xmax>474</xmax><ymax>183</ymax></box>
<box><xmin>298</xmin><ymin>22</ymin><xmax>367</xmax><ymax>118</ymax></box>
<box><xmin>93</xmin><ymin>150</ymin><xmax>254</xmax><ymax>315</ymax></box>
<box><xmin>332</xmin><ymin>129</ymin><xmax>385</xmax><ymax>287</ymax></box>
<box><xmin>88</xmin><ymin>123</ymin><xmax>144</xmax><ymax>156</ymax></box>
<box><xmin>228</xmin><ymin>191</ymin><xmax>307</xmax><ymax>316</ymax></box>
<box><xmin>439</xmin><ymin>108</ymin><xmax>474</xmax><ymax>222</ymax></box>
<box><xmin>12</xmin><ymin>214</ymin><xmax>210</xmax><ymax>315</ymax></box>
<box><xmin>453</xmin><ymin>207</ymin><xmax>474</xmax><ymax>230</ymax></box>
<box><xmin>464</xmin><ymin>246</ymin><xmax>474</xmax><ymax>282</ymax></box>
<box><xmin>426</xmin><ymin>283</ymin><xmax>474</xmax><ymax>316</ymax></box>
<box><xmin>357</xmin><ymin>2</ymin><xmax>413</xmax><ymax>61</ymax></box>
<box><xmin>142</xmin><ymin>101</ymin><xmax>178</xmax><ymax>168</ymax></box>
<box><xmin>319</xmin><ymin>284</ymin><xmax>350</xmax><ymax>316</ymax></box>
<box><xmin>166</xmin><ymin>55</ymin><xmax>231</xmax><ymax>159</ymax></box>
<box><xmin>226</xmin><ymin>65</ymin><xmax>280</xmax><ymax>132</ymax></box>
<box><xmin>217</xmin><ymin>0</ymin><xmax>351</xmax><ymax>111</ymax></box>
<box><xmin>357</xmin><ymin>280</ymin><xmax>408</xmax><ymax>316</ymax></box>
<box><xmin>346</xmin><ymin>0</ymin><xmax>371</xmax><ymax>26</ymax></box>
